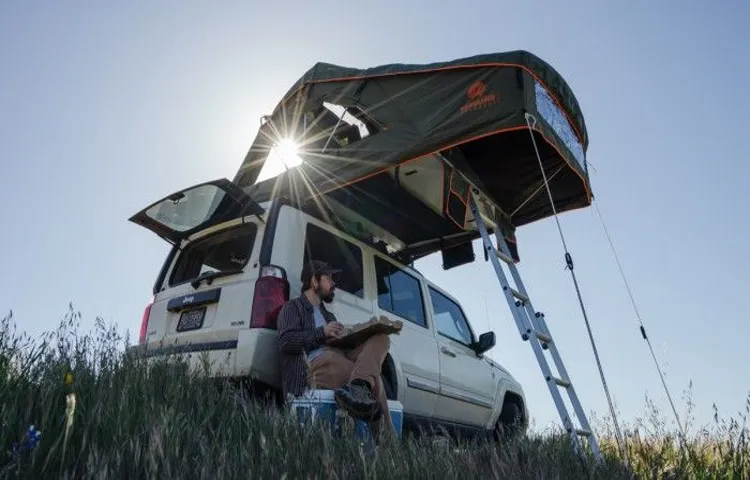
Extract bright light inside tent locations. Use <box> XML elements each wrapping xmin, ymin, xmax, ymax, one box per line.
<box><xmin>254</xmin><ymin>138</ymin><xmax>304</xmax><ymax>183</ymax></box>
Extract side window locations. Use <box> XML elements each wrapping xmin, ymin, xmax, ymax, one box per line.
<box><xmin>429</xmin><ymin>288</ymin><xmax>474</xmax><ymax>345</ymax></box>
<box><xmin>374</xmin><ymin>256</ymin><xmax>426</xmax><ymax>327</ymax></box>
<box><xmin>302</xmin><ymin>223</ymin><xmax>364</xmax><ymax>297</ymax></box>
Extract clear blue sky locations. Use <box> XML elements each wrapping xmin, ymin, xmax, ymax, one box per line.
<box><xmin>2</xmin><ymin>2</ymin><xmax>748</xmax><ymax>435</ymax></box>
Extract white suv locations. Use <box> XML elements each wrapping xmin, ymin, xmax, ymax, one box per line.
<box><xmin>128</xmin><ymin>177</ymin><xmax>528</xmax><ymax>440</ymax></box>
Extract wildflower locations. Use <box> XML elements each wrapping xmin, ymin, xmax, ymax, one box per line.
<box><xmin>61</xmin><ymin>370</ymin><xmax>76</xmax><ymax>460</ymax></box>
<box><xmin>10</xmin><ymin>425</ymin><xmax>42</xmax><ymax>458</ymax></box>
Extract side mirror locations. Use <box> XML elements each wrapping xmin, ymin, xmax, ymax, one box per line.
<box><xmin>472</xmin><ymin>331</ymin><xmax>496</xmax><ymax>355</ymax></box>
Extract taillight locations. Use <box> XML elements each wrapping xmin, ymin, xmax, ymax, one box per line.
<box><xmin>139</xmin><ymin>296</ymin><xmax>154</xmax><ymax>345</ymax></box>
<box><xmin>250</xmin><ymin>265</ymin><xmax>290</xmax><ymax>329</ymax></box>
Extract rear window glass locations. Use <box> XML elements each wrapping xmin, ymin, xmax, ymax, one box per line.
<box><xmin>168</xmin><ymin>224</ymin><xmax>257</xmax><ymax>286</ymax></box>
<box><xmin>146</xmin><ymin>183</ymin><xmax>232</xmax><ymax>233</ymax></box>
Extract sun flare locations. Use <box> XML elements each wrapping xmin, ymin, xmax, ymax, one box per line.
<box><xmin>276</xmin><ymin>139</ymin><xmax>301</xmax><ymax>165</ymax></box>
<box><xmin>254</xmin><ymin>138</ymin><xmax>304</xmax><ymax>183</ymax></box>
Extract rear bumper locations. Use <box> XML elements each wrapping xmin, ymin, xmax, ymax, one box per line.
<box><xmin>128</xmin><ymin>340</ymin><xmax>239</xmax><ymax>357</ymax></box>
<box><xmin>126</xmin><ymin>328</ymin><xmax>280</xmax><ymax>389</ymax></box>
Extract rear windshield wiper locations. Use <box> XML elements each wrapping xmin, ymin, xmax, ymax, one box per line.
<box><xmin>190</xmin><ymin>269</ymin><xmax>243</xmax><ymax>289</ymax></box>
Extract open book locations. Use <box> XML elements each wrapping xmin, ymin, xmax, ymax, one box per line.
<box><xmin>327</xmin><ymin>315</ymin><xmax>403</xmax><ymax>349</ymax></box>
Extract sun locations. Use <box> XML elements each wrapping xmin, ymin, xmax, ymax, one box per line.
<box><xmin>275</xmin><ymin>139</ymin><xmax>301</xmax><ymax>166</ymax></box>
<box><xmin>254</xmin><ymin>138</ymin><xmax>304</xmax><ymax>183</ymax></box>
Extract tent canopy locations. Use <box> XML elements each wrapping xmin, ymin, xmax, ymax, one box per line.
<box><xmin>234</xmin><ymin>50</ymin><xmax>593</xmax><ymax>267</ymax></box>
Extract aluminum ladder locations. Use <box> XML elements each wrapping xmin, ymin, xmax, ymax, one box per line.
<box><xmin>470</xmin><ymin>197</ymin><xmax>602</xmax><ymax>462</ymax></box>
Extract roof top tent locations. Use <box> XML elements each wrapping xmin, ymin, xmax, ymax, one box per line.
<box><xmin>233</xmin><ymin>50</ymin><xmax>592</xmax><ymax>270</ymax></box>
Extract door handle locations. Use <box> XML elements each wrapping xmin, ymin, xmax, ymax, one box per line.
<box><xmin>441</xmin><ymin>346</ymin><xmax>456</xmax><ymax>357</ymax></box>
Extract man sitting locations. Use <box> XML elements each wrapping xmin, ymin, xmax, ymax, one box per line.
<box><xmin>277</xmin><ymin>260</ymin><xmax>395</xmax><ymax>441</ymax></box>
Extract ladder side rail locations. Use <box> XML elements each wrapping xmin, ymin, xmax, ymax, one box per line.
<box><xmin>493</xmin><ymin>231</ymin><xmax>549</xmax><ymax>337</ymax></box>
<box><xmin>527</xmin><ymin>323</ymin><xmax>583</xmax><ymax>451</ymax></box>
<box><xmin>536</xmin><ymin>321</ymin><xmax>601</xmax><ymax>456</ymax></box>
<box><xmin>494</xmin><ymin>231</ymin><xmax>571</xmax><ymax>384</ymax></box>
<box><xmin>473</xmin><ymin>206</ymin><xmax>534</xmax><ymax>339</ymax></box>
<box><xmin>493</xmin><ymin>231</ymin><xmax>553</xmax><ymax>347</ymax></box>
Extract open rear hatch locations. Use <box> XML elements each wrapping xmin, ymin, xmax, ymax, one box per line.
<box><xmin>129</xmin><ymin>178</ymin><xmax>273</xmax><ymax>352</ymax></box>
<box><xmin>129</xmin><ymin>178</ymin><xmax>265</xmax><ymax>246</ymax></box>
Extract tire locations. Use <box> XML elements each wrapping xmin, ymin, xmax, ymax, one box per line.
<box><xmin>495</xmin><ymin>401</ymin><xmax>523</xmax><ymax>441</ymax></box>
<box><xmin>381</xmin><ymin>373</ymin><xmax>396</xmax><ymax>400</ymax></box>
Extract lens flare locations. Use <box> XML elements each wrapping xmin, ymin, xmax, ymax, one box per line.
<box><xmin>254</xmin><ymin>138</ymin><xmax>303</xmax><ymax>183</ymax></box>
<box><xmin>276</xmin><ymin>139</ymin><xmax>301</xmax><ymax>167</ymax></box>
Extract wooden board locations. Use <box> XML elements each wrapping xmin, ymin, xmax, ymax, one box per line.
<box><xmin>327</xmin><ymin>316</ymin><xmax>403</xmax><ymax>349</ymax></box>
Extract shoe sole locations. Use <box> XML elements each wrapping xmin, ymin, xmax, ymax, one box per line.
<box><xmin>334</xmin><ymin>390</ymin><xmax>380</xmax><ymax>422</ymax></box>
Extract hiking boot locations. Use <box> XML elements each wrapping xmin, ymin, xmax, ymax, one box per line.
<box><xmin>334</xmin><ymin>379</ymin><xmax>380</xmax><ymax>421</ymax></box>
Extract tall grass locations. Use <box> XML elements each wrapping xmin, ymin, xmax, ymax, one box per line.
<box><xmin>0</xmin><ymin>306</ymin><xmax>746</xmax><ymax>479</ymax></box>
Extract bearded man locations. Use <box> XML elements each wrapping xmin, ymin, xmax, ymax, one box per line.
<box><xmin>276</xmin><ymin>260</ymin><xmax>394</xmax><ymax>439</ymax></box>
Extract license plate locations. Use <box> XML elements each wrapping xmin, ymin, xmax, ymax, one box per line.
<box><xmin>177</xmin><ymin>307</ymin><xmax>206</xmax><ymax>332</ymax></box>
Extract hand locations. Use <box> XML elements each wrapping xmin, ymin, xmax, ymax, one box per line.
<box><xmin>324</xmin><ymin>321</ymin><xmax>345</xmax><ymax>339</ymax></box>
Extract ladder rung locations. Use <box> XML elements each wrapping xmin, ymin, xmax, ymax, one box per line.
<box><xmin>495</xmin><ymin>249</ymin><xmax>514</xmax><ymax>264</ymax></box>
<box><xmin>575</xmin><ymin>429</ymin><xmax>592</xmax><ymax>437</ymax></box>
<box><xmin>510</xmin><ymin>288</ymin><xmax>528</xmax><ymax>303</ymax></box>
<box><xmin>548</xmin><ymin>376</ymin><xmax>571</xmax><ymax>388</ymax></box>
<box><xmin>536</xmin><ymin>331</ymin><xmax>552</xmax><ymax>343</ymax></box>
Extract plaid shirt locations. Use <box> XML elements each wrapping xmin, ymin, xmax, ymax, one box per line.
<box><xmin>277</xmin><ymin>293</ymin><xmax>336</xmax><ymax>399</ymax></box>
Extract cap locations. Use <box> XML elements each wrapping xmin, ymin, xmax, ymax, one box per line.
<box><xmin>301</xmin><ymin>260</ymin><xmax>341</xmax><ymax>281</ymax></box>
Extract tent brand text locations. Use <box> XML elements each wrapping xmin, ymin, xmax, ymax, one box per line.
<box><xmin>461</xmin><ymin>81</ymin><xmax>499</xmax><ymax>113</ymax></box>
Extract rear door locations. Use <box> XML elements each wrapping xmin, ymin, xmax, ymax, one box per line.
<box><xmin>271</xmin><ymin>206</ymin><xmax>374</xmax><ymax>331</ymax></box>
<box><xmin>372</xmin><ymin>255</ymin><xmax>441</xmax><ymax>420</ymax></box>
<box><xmin>130</xmin><ymin>179</ymin><xmax>266</xmax><ymax>356</ymax></box>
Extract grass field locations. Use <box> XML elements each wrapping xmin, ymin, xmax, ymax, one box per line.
<box><xmin>1</xmin><ymin>307</ymin><xmax>747</xmax><ymax>479</ymax></box>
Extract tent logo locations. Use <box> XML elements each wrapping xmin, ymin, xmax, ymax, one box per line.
<box><xmin>461</xmin><ymin>80</ymin><xmax>498</xmax><ymax>113</ymax></box>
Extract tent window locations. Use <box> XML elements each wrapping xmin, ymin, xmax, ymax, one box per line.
<box><xmin>308</xmin><ymin>102</ymin><xmax>380</xmax><ymax>149</ymax></box>
<box><xmin>324</xmin><ymin>102</ymin><xmax>372</xmax><ymax>139</ymax></box>
<box><xmin>534</xmin><ymin>81</ymin><xmax>585</xmax><ymax>171</ymax></box>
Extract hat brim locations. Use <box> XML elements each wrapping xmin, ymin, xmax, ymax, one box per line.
<box><xmin>317</xmin><ymin>268</ymin><xmax>342</xmax><ymax>277</ymax></box>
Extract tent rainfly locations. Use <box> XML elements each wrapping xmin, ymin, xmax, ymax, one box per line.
<box><xmin>234</xmin><ymin>50</ymin><xmax>592</xmax><ymax>268</ymax></box>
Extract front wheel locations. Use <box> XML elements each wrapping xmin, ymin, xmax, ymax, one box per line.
<box><xmin>381</xmin><ymin>373</ymin><xmax>396</xmax><ymax>400</ymax></box>
<box><xmin>494</xmin><ymin>402</ymin><xmax>523</xmax><ymax>441</ymax></box>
